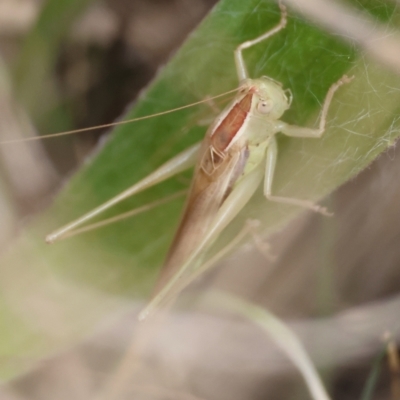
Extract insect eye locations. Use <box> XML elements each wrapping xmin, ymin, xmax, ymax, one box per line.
<box><xmin>257</xmin><ymin>99</ymin><xmax>273</xmax><ymax>114</ymax></box>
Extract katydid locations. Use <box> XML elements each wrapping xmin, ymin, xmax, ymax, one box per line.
<box><xmin>40</xmin><ymin>1</ymin><xmax>352</xmax><ymax>320</ymax></box>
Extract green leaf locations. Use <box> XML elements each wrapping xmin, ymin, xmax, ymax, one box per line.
<box><xmin>1</xmin><ymin>0</ymin><xmax>399</xmax><ymax>380</ymax></box>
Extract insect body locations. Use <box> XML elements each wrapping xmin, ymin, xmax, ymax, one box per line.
<box><xmin>152</xmin><ymin>77</ymin><xmax>291</xmax><ymax>294</ymax></box>
<box><xmin>45</xmin><ymin>2</ymin><xmax>352</xmax><ymax>320</ymax></box>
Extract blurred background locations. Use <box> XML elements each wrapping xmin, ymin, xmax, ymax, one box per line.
<box><xmin>0</xmin><ymin>0</ymin><xmax>217</xmax><ymax>215</ymax></box>
<box><xmin>0</xmin><ymin>0</ymin><xmax>399</xmax><ymax>400</ymax></box>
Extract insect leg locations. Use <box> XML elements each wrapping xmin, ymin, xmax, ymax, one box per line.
<box><xmin>46</xmin><ymin>142</ymin><xmax>201</xmax><ymax>243</ymax></box>
<box><xmin>278</xmin><ymin>75</ymin><xmax>353</xmax><ymax>138</ymax></box>
<box><xmin>264</xmin><ymin>75</ymin><xmax>354</xmax><ymax>214</ymax></box>
<box><xmin>170</xmin><ymin>219</ymin><xmax>263</xmax><ymax>296</ymax></box>
<box><xmin>234</xmin><ymin>1</ymin><xmax>287</xmax><ymax>81</ymax></box>
<box><xmin>139</xmin><ymin>165</ymin><xmax>264</xmax><ymax>320</ymax></box>
<box><xmin>264</xmin><ymin>136</ymin><xmax>330</xmax><ymax>215</ymax></box>
<box><xmin>57</xmin><ymin>190</ymin><xmax>187</xmax><ymax>240</ymax></box>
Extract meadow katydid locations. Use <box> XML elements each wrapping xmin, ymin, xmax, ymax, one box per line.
<box><xmin>23</xmin><ymin>1</ymin><xmax>352</xmax><ymax>320</ymax></box>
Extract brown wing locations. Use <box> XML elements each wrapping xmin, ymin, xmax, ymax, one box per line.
<box><xmin>152</xmin><ymin>91</ymin><xmax>253</xmax><ymax>295</ymax></box>
<box><xmin>152</xmin><ymin>138</ymin><xmax>247</xmax><ymax>295</ymax></box>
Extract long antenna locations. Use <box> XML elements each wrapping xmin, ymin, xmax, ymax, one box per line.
<box><xmin>0</xmin><ymin>88</ymin><xmax>238</xmax><ymax>145</ymax></box>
